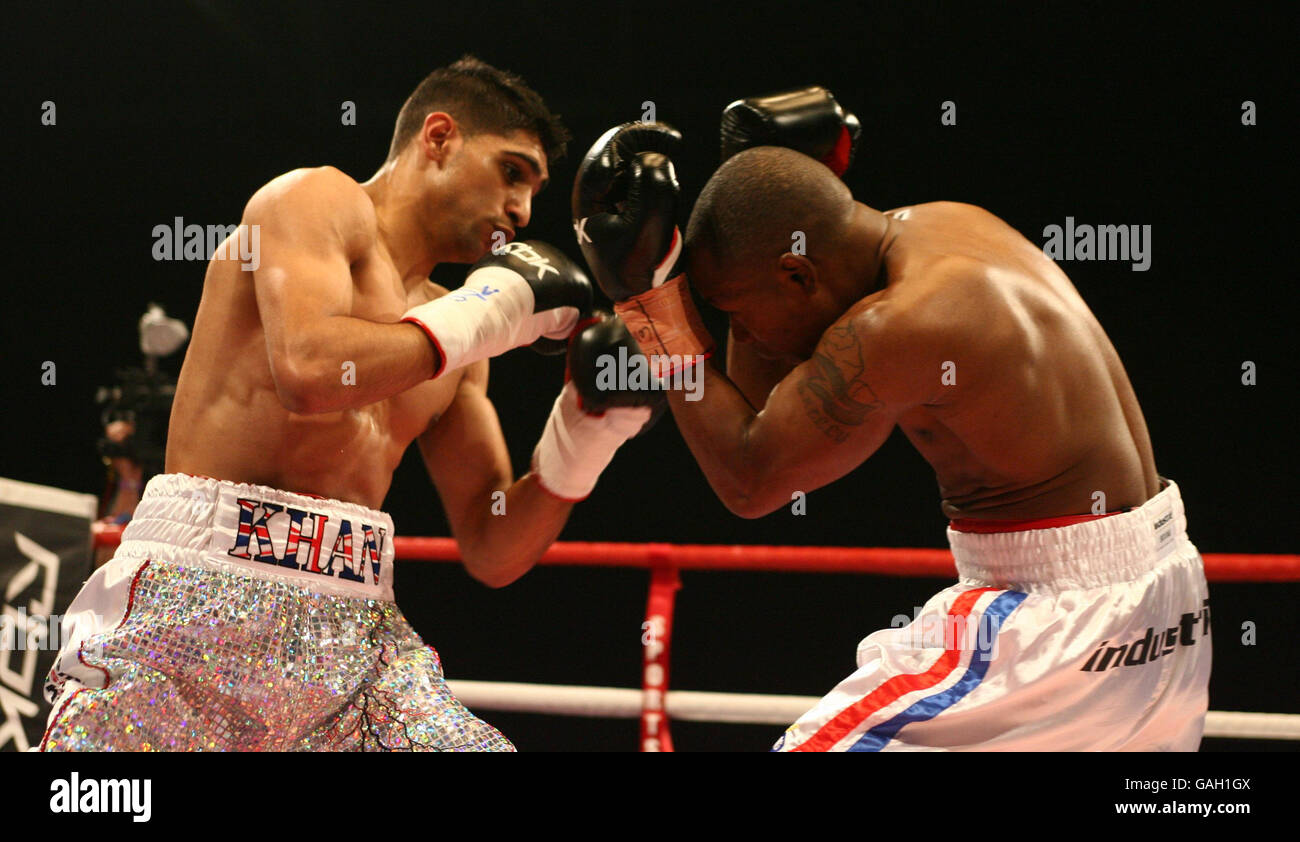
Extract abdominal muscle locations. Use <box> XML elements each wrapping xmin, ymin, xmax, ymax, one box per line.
<box><xmin>169</xmin><ymin>385</ymin><xmax>409</xmax><ymax>509</ymax></box>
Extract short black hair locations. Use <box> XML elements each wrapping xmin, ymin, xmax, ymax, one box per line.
<box><xmin>387</xmin><ymin>55</ymin><xmax>569</xmax><ymax>163</ymax></box>
<box><xmin>685</xmin><ymin>146</ymin><xmax>853</xmax><ymax>275</ymax></box>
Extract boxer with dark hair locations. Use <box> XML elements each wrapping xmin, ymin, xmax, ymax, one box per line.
<box><xmin>42</xmin><ymin>57</ymin><xmax>650</xmax><ymax>752</ymax></box>
<box><xmin>388</xmin><ymin>55</ymin><xmax>568</xmax><ymax>164</ymax></box>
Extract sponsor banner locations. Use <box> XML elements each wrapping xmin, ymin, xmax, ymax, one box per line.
<box><xmin>0</xmin><ymin>478</ymin><xmax>95</xmax><ymax>751</ymax></box>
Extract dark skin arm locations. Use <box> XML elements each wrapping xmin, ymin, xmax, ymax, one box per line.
<box><xmin>419</xmin><ymin>360</ymin><xmax>573</xmax><ymax>587</ymax></box>
<box><xmin>726</xmin><ymin>324</ymin><xmax>798</xmax><ymax>410</ymax></box>
<box><xmin>669</xmin><ymin>305</ymin><xmax>933</xmax><ymax>518</ymax></box>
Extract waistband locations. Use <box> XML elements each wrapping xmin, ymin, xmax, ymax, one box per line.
<box><xmin>945</xmin><ymin>479</ymin><xmax>1190</xmax><ymax>590</ymax></box>
<box><xmin>115</xmin><ymin>473</ymin><xmax>395</xmax><ymax>601</ymax></box>
<box><xmin>950</xmin><ymin>510</ymin><xmax>1123</xmax><ymax>533</ymax></box>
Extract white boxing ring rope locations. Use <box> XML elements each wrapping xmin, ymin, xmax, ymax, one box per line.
<box><xmin>446</xmin><ymin>680</ymin><xmax>1300</xmax><ymax>741</ymax></box>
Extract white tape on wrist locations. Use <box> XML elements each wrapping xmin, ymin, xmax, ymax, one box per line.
<box><xmin>401</xmin><ymin>268</ymin><xmax>579</xmax><ymax>378</ymax></box>
<box><xmin>532</xmin><ymin>381</ymin><xmax>652</xmax><ymax>501</ymax></box>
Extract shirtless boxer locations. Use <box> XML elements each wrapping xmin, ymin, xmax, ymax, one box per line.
<box><xmin>572</xmin><ymin>90</ymin><xmax>1211</xmax><ymax>751</ymax></box>
<box><xmin>41</xmin><ymin>57</ymin><xmax>650</xmax><ymax>751</ymax></box>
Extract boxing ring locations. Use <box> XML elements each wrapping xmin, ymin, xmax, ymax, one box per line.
<box><xmin>92</xmin><ymin>524</ymin><xmax>1300</xmax><ymax>750</ymax></box>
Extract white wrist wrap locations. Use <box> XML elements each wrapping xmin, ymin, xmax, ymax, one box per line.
<box><xmin>531</xmin><ymin>381</ymin><xmax>652</xmax><ymax>501</ymax></box>
<box><xmin>402</xmin><ymin>267</ymin><xmax>579</xmax><ymax>378</ymax></box>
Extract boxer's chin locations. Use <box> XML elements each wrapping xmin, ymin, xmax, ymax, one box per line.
<box><xmin>461</xmin><ymin>231</ymin><xmax>491</xmax><ymax>264</ymax></box>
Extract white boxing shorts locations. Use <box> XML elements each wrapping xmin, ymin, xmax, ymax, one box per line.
<box><xmin>40</xmin><ymin>473</ymin><xmax>513</xmax><ymax>751</ymax></box>
<box><xmin>774</xmin><ymin>479</ymin><xmax>1211</xmax><ymax>751</ymax></box>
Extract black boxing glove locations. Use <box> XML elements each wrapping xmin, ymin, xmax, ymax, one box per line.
<box><xmin>402</xmin><ymin>240</ymin><xmax>593</xmax><ymax>377</ymax></box>
<box><xmin>720</xmin><ymin>86</ymin><xmax>861</xmax><ymax>177</ymax></box>
<box><xmin>572</xmin><ymin>122</ymin><xmax>715</xmax><ymax>368</ymax></box>
<box><xmin>530</xmin><ymin>316</ymin><xmax>662</xmax><ymax>501</ymax></box>
<box><xmin>567</xmin><ymin>313</ymin><xmax>667</xmax><ymax>424</ymax></box>
<box><xmin>571</xmin><ymin>121</ymin><xmax>684</xmax><ymax>302</ymax></box>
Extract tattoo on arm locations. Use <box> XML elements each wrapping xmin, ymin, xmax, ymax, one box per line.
<box><xmin>796</xmin><ymin>324</ymin><xmax>883</xmax><ymax>441</ymax></box>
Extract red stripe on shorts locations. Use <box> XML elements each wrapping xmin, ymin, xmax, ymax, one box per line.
<box><xmin>791</xmin><ymin>587</ymin><xmax>998</xmax><ymax>752</ymax></box>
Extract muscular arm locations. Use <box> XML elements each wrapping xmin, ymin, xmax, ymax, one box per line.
<box><xmin>669</xmin><ymin>307</ymin><xmax>926</xmax><ymax>518</ymax></box>
<box><xmin>249</xmin><ymin>168</ymin><xmax>436</xmax><ymax>414</ymax></box>
<box><xmin>419</xmin><ymin>361</ymin><xmax>573</xmax><ymax>588</ymax></box>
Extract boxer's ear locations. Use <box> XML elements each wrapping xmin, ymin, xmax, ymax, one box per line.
<box><xmin>420</xmin><ymin>112</ymin><xmax>459</xmax><ymax>164</ymax></box>
<box><xmin>778</xmin><ymin>252</ymin><xmax>817</xmax><ymax>293</ymax></box>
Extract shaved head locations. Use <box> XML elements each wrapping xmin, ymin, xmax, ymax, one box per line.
<box><xmin>685</xmin><ymin>146</ymin><xmax>854</xmax><ymax>284</ymax></box>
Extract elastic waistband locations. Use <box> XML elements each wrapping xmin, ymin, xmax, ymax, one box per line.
<box><xmin>950</xmin><ymin>510</ymin><xmax>1123</xmax><ymax>533</ymax></box>
<box><xmin>945</xmin><ymin>479</ymin><xmax>1190</xmax><ymax>590</ymax></box>
<box><xmin>115</xmin><ymin>473</ymin><xmax>395</xmax><ymax>600</ymax></box>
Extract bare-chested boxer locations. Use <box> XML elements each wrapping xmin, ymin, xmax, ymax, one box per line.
<box><xmin>41</xmin><ymin>57</ymin><xmax>650</xmax><ymax>751</ymax></box>
<box><xmin>572</xmin><ymin>90</ymin><xmax>1211</xmax><ymax>751</ymax></box>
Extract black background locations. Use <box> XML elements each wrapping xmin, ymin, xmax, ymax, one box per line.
<box><xmin>14</xmin><ymin>752</ymin><xmax>1281</xmax><ymax>828</ymax></box>
<box><xmin>6</xmin><ymin>2</ymin><xmax>1296</xmax><ymax>751</ymax></box>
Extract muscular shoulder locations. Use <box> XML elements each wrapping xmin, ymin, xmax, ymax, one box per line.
<box><xmin>830</xmin><ymin>260</ymin><xmax>998</xmax><ymax>405</ymax></box>
<box><xmin>870</xmin><ymin>255</ymin><xmax>993</xmax><ymax>340</ymax></box>
<box><xmin>242</xmin><ymin>166</ymin><xmax>377</xmax><ymax>258</ymax></box>
<box><xmin>895</xmin><ymin>200</ymin><xmax>1004</xmax><ymax>226</ymax></box>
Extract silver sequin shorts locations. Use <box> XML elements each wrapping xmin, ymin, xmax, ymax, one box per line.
<box><xmin>40</xmin><ymin>474</ymin><xmax>513</xmax><ymax>751</ymax></box>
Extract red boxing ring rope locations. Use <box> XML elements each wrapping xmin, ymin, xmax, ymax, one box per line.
<box><xmin>91</xmin><ymin>524</ymin><xmax>1300</xmax><ymax>751</ymax></box>
<box><xmin>99</xmin><ymin>525</ymin><xmax>1300</xmax><ymax>581</ymax></box>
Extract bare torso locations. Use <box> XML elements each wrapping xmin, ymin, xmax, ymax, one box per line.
<box><xmin>873</xmin><ymin>201</ymin><xmax>1159</xmax><ymax>519</ymax></box>
<box><xmin>165</xmin><ymin>169</ymin><xmax>460</xmax><ymax>508</ymax></box>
